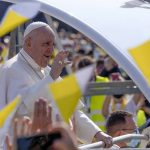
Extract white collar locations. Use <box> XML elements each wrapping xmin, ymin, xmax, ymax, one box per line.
<box><xmin>20</xmin><ymin>49</ymin><xmax>43</xmax><ymax>71</ymax></box>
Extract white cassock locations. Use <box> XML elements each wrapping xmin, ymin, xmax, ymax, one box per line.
<box><xmin>0</xmin><ymin>49</ymin><xmax>101</xmax><ymax>144</ymax></box>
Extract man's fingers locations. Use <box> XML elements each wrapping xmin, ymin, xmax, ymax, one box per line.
<box><xmin>32</xmin><ymin>99</ymin><xmax>53</xmax><ymax>133</ymax></box>
<box><xmin>47</xmin><ymin>105</ymin><xmax>52</xmax><ymax>130</ymax></box>
<box><xmin>13</xmin><ymin>118</ymin><xmax>18</xmax><ymax>140</ymax></box>
<box><xmin>103</xmin><ymin>137</ymin><xmax>113</xmax><ymax>148</ymax></box>
<box><xmin>5</xmin><ymin>135</ymin><xmax>12</xmax><ymax>150</ymax></box>
<box><xmin>64</xmin><ymin>61</ymin><xmax>71</xmax><ymax>65</ymax></box>
<box><xmin>50</xmin><ymin>50</ymin><xmax>70</xmax><ymax>80</ymax></box>
<box><xmin>37</xmin><ymin>99</ymin><xmax>42</xmax><ymax>117</ymax></box>
<box><xmin>32</xmin><ymin>100</ymin><xmax>39</xmax><ymax>132</ymax></box>
<box><xmin>20</xmin><ymin>118</ymin><xmax>26</xmax><ymax>136</ymax></box>
<box><xmin>34</xmin><ymin>100</ymin><xmax>39</xmax><ymax>119</ymax></box>
<box><xmin>39</xmin><ymin>98</ymin><xmax>47</xmax><ymax>117</ymax></box>
<box><xmin>58</xmin><ymin>60</ymin><xmax>71</xmax><ymax>67</ymax></box>
<box><xmin>20</xmin><ymin>116</ymin><xmax>31</xmax><ymax>136</ymax></box>
<box><xmin>23</xmin><ymin>116</ymin><xmax>31</xmax><ymax>135</ymax></box>
<box><xmin>56</xmin><ymin>50</ymin><xmax>69</xmax><ymax>60</ymax></box>
<box><xmin>26</xmin><ymin>120</ymin><xmax>32</xmax><ymax>136</ymax></box>
<box><xmin>47</xmin><ymin>105</ymin><xmax>52</xmax><ymax>123</ymax></box>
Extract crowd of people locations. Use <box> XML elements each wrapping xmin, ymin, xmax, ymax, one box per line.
<box><xmin>0</xmin><ymin>21</ymin><xmax>150</xmax><ymax>149</ymax></box>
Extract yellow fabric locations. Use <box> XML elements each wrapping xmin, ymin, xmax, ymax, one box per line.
<box><xmin>1</xmin><ymin>47</ymin><xmax>8</xmax><ymax>64</ymax></box>
<box><xmin>49</xmin><ymin>75</ymin><xmax>82</xmax><ymax>123</ymax></box>
<box><xmin>129</xmin><ymin>40</ymin><xmax>150</xmax><ymax>84</ymax></box>
<box><xmin>0</xmin><ymin>96</ymin><xmax>20</xmax><ymax>127</ymax></box>
<box><xmin>137</xmin><ymin>110</ymin><xmax>146</xmax><ymax>127</ymax></box>
<box><xmin>90</xmin><ymin>76</ymin><xmax>109</xmax><ymax>131</ymax></box>
<box><xmin>0</xmin><ymin>9</ymin><xmax>28</xmax><ymax>37</ymax></box>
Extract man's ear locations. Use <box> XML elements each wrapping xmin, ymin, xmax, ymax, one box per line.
<box><xmin>25</xmin><ymin>37</ymin><xmax>31</xmax><ymax>48</ymax></box>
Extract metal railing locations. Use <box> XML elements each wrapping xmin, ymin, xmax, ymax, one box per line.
<box><xmin>84</xmin><ymin>81</ymin><xmax>141</xmax><ymax>96</ymax></box>
<box><xmin>79</xmin><ymin>134</ymin><xmax>149</xmax><ymax>149</ymax></box>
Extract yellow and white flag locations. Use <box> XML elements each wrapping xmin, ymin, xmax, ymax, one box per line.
<box><xmin>0</xmin><ymin>96</ymin><xmax>21</xmax><ymax>146</ymax></box>
<box><xmin>0</xmin><ymin>2</ymin><xmax>41</xmax><ymax>37</ymax></box>
<box><xmin>49</xmin><ymin>65</ymin><xmax>94</xmax><ymax>123</ymax></box>
<box><xmin>129</xmin><ymin>40</ymin><xmax>150</xmax><ymax>85</ymax></box>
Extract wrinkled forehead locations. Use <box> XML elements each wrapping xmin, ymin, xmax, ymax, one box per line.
<box><xmin>27</xmin><ymin>26</ymin><xmax>55</xmax><ymax>43</ymax></box>
<box><xmin>34</xmin><ymin>26</ymin><xmax>55</xmax><ymax>37</ymax></box>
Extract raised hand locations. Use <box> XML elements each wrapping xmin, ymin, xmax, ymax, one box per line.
<box><xmin>31</xmin><ymin>98</ymin><xmax>52</xmax><ymax>134</ymax></box>
<box><xmin>50</xmin><ymin>51</ymin><xmax>71</xmax><ymax>80</ymax></box>
<box><xmin>5</xmin><ymin>98</ymin><xmax>52</xmax><ymax>150</ymax></box>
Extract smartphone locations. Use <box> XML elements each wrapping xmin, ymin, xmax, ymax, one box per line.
<box><xmin>17</xmin><ymin>132</ymin><xmax>61</xmax><ymax>150</ymax></box>
<box><xmin>110</xmin><ymin>73</ymin><xmax>120</xmax><ymax>81</ymax></box>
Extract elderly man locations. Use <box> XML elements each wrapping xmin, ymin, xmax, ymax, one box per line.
<box><xmin>0</xmin><ymin>21</ymin><xmax>112</xmax><ymax>146</ymax></box>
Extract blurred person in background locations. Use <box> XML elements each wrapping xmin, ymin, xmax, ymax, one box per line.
<box><xmin>100</xmin><ymin>56</ymin><xmax>121</xmax><ymax>78</ymax></box>
<box><xmin>106</xmin><ymin>110</ymin><xmax>140</xmax><ymax>148</ymax></box>
<box><xmin>102</xmin><ymin>73</ymin><xmax>128</xmax><ymax>119</ymax></box>
<box><xmin>102</xmin><ymin>94</ymin><xmax>128</xmax><ymax>119</ymax></box>
<box><xmin>96</xmin><ymin>57</ymin><xmax>104</xmax><ymax>75</ymax></box>
<box><xmin>102</xmin><ymin>72</ymin><xmax>140</xmax><ymax>121</ymax></box>
<box><xmin>73</xmin><ymin>56</ymin><xmax>109</xmax><ymax>131</ymax></box>
<box><xmin>123</xmin><ymin>93</ymin><xmax>146</xmax><ymax>128</ymax></box>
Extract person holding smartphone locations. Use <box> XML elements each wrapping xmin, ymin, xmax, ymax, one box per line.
<box><xmin>102</xmin><ymin>73</ymin><xmax>128</xmax><ymax>118</ymax></box>
<box><xmin>5</xmin><ymin>99</ymin><xmax>78</xmax><ymax>150</ymax></box>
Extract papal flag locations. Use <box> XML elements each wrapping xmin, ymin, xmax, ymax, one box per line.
<box><xmin>48</xmin><ymin>65</ymin><xmax>94</xmax><ymax>123</ymax></box>
<box><xmin>0</xmin><ymin>96</ymin><xmax>21</xmax><ymax>147</ymax></box>
<box><xmin>129</xmin><ymin>40</ymin><xmax>150</xmax><ymax>85</ymax></box>
<box><xmin>0</xmin><ymin>2</ymin><xmax>41</xmax><ymax>37</ymax></box>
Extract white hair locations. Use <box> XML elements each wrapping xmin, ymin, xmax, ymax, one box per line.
<box><xmin>23</xmin><ymin>21</ymin><xmax>50</xmax><ymax>38</ymax></box>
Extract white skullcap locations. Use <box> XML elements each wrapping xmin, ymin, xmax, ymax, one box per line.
<box><xmin>24</xmin><ymin>21</ymin><xmax>49</xmax><ymax>38</ymax></box>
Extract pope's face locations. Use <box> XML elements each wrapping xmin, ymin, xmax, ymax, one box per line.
<box><xmin>29</xmin><ymin>26</ymin><xmax>55</xmax><ymax>68</ymax></box>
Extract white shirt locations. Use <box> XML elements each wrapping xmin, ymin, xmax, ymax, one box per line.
<box><xmin>0</xmin><ymin>49</ymin><xmax>100</xmax><ymax>143</ymax></box>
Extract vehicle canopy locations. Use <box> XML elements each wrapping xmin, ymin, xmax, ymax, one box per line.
<box><xmin>2</xmin><ymin>0</ymin><xmax>150</xmax><ymax>101</ymax></box>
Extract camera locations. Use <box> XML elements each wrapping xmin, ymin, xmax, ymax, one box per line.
<box><xmin>17</xmin><ymin>132</ymin><xmax>61</xmax><ymax>150</ymax></box>
<box><xmin>110</xmin><ymin>73</ymin><xmax>120</xmax><ymax>81</ymax></box>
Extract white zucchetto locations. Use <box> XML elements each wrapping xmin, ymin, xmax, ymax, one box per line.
<box><xmin>24</xmin><ymin>21</ymin><xmax>49</xmax><ymax>37</ymax></box>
